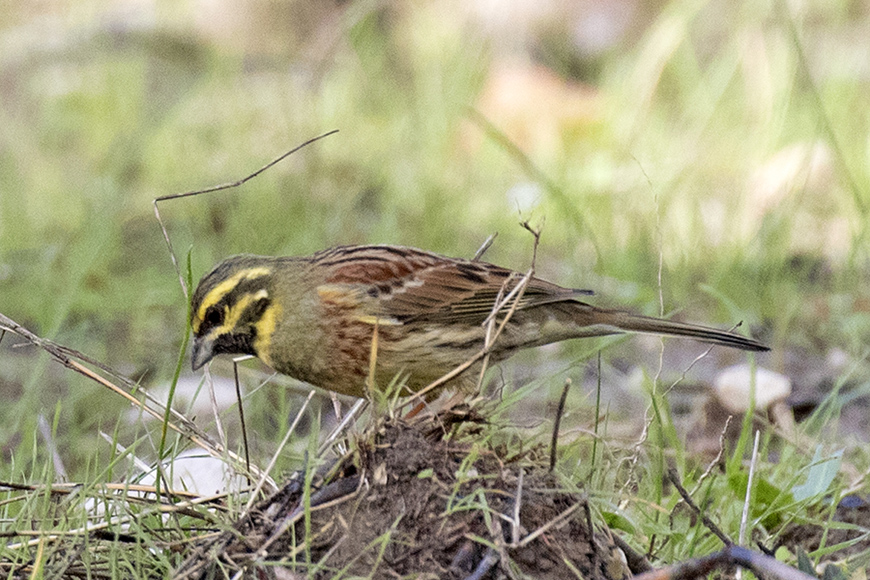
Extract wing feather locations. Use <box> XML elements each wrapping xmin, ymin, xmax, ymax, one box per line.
<box><xmin>313</xmin><ymin>245</ymin><xmax>592</xmax><ymax>324</ymax></box>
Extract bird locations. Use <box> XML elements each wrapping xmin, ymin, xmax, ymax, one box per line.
<box><xmin>190</xmin><ymin>244</ymin><xmax>768</xmax><ymax>398</ymax></box>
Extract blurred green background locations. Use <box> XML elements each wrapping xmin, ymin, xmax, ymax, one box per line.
<box><xmin>1</xmin><ymin>0</ymin><xmax>869</xmax><ymax>475</ymax></box>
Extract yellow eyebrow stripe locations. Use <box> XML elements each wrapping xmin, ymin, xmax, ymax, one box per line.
<box><xmin>203</xmin><ymin>289</ymin><xmax>270</xmax><ymax>343</ymax></box>
<box><xmin>220</xmin><ymin>289</ymin><xmax>267</xmax><ymax>334</ymax></box>
<box><xmin>195</xmin><ymin>267</ymin><xmax>271</xmax><ymax>332</ymax></box>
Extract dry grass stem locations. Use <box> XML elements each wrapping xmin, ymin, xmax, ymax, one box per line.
<box><xmin>242</xmin><ymin>390</ymin><xmax>317</xmax><ymax>515</ymax></box>
<box><xmin>739</xmin><ymin>430</ymin><xmax>762</xmax><ymax>550</ymax></box>
<box><xmin>152</xmin><ymin>130</ymin><xmax>338</xmax><ymax>297</ymax></box>
<box><xmin>690</xmin><ymin>415</ymin><xmax>733</xmax><ymax>497</ymax></box>
<box><xmin>0</xmin><ymin>313</ymin><xmax>276</xmax><ymax>491</ymax></box>
<box><xmin>472</xmin><ymin>233</ymin><xmax>498</xmax><ymax>261</ymax></box>
<box><xmin>514</xmin><ymin>500</ymin><xmax>583</xmax><ymax>549</ymax></box>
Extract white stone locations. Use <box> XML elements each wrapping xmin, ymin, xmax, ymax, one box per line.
<box><xmin>138</xmin><ymin>448</ymin><xmax>247</xmax><ymax>496</ymax></box>
<box><xmin>714</xmin><ymin>365</ymin><xmax>791</xmax><ymax>413</ymax></box>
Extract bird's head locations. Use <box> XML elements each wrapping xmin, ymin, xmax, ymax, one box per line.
<box><xmin>190</xmin><ymin>255</ymin><xmax>279</xmax><ymax>371</ymax></box>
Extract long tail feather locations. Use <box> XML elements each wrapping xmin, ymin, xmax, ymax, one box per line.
<box><xmin>593</xmin><ymin>309</ymin><xmax>769</xmax><ymax>352</ymax></box>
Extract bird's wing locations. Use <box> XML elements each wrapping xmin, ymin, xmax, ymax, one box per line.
<box><xmin>313</xmin><ymin>245</ymin><xmax>591</xmax><ymax>324</ymax></box>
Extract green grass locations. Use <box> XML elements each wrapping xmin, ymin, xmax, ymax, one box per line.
<box><xmin>2</xmin><ymin>0</ymin><xmax>870</xmax><ymax>576</ymax></box>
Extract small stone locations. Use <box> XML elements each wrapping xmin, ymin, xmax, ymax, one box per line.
<box><xmin>714</xmin><ymin>365</ymin><xmax>791</xmax><ymax>413</ymax></box>
<box><xmin>139</xmin><ymin>448</ymin><xmax>247</xmax><ymax>496</ymax></box>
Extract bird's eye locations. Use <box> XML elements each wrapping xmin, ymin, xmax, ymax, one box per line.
<box><xmin>205</xmin><ymin>307</ymin><xmax>224</xmax><ymax>327</ymax></box>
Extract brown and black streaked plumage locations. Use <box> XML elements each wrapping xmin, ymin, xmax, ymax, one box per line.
<box><xmin>190</xmin><ymin>245</ymin><xmax>768</xmax><ymax>398</ymax></box>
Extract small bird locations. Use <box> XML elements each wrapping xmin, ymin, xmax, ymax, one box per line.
<box><xmin>190</xmin><ymin>245</ymin><xmax>768</xmax><ymax>398</ymax></box>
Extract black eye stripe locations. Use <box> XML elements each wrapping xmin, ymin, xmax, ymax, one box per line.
<box><xmin>237</xmin><ymin>296</ymin><xmax>271</xmax><ymax>326</ymax></box>
<box><xmin>198</xmin><ymin>303</ymin><xmax>226</xmax><ymax>334</ymax></box>
<box><xmin>198</xmin><ymin>294</ymin><xmax>271</xmax><ymax>335</ymax></box>
<box><xmin>196</xmin><ymin>276</ymin><xmax>270</xmax><ymax>334</ymax></box>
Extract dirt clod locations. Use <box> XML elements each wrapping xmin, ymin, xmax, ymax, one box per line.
<box><xmin>175</xmin><ymin>408</ymin><xmax>631</xmax><ymax>579</ymax></box>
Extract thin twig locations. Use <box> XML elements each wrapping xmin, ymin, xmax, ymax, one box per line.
<box><xmin>256</xmin><ymin>474</ymin><xmax>364</xmax><ymax>556</ymax></box>
<box><xmin>519</xmin><ymin>219</ymin><xmax>542</xmax><ymax>268</ymax></box>
<box><xmin>475</xmin><ymin>276</ymin><xmax>509</xmax><ymax>391</ymax></box>
<box><xmin>0</xmin><ymin>480</ymin><xmax>201</xmax><ymax>500</ymax></box>
<box><xmin>663</xmin><ymin>322</ymin><xmax>744</xmax><ymax>396</ymax></box>
<box><xmin>591</xmin><ymin>351</ymin><xmax>602</xmax><ymax>467</ymax></box>
<box><xmin>413</xmin><ymin>267</ymin><xmax>535</xmax><ymax>401</ymax></box>
<box><xmin>467</xmin><ymin>109</ymin><xmax>600</xmax><ymax>257</ymax></box>
<box><xmin>471</xmin><ymin>218</ymin><xmax>541</xmax><ymax>393</ymax></box>
<box><xmin>99</xmin><ymin>431</ymin><xmax>152</xmax><ymax>474</ymax></box>
<box><xmin>512</xmin><ymin>469</ymin><xmax>523</xmax><ymax>546</ymax></box>
<box><xmin>631</xmin><ymin>544</ymin><xmax>818</xmax><ymax>580</ymax></box>
<box><xmin>515</xmin><ymin>500</ymin><xmax>583</xmax><ymax>548</ymax></box>
<box><xmin>203</xmin><ymin>366</ymin><xmax>228</xmax><ymax>451</ymax></box>
<box><xmin>5</xmin><ymin>485</ymin><xmax>236</xmax><ymax>550</ymax></box>
<box><xmin>0</xmin><ymin>313</ymin><xmax>275</xmax><ymax>491</ymax></box>
<box><xmin>318</xmin><ymin>399</ymin><xmax>368</xmax><ymax>456</ymax></box>
<box><xmin>473</xmin><ymin>233</ymin><xmax>498</xmax><ymax>261</ymax></box>
<box><xmin>231</xmin><ymin>360</ymin><xmax>251</xmax><ymax>479</ymax></box>
<box><xmin>485</xmin><ymin>495</ymin><xmax>518</xmax><ymax>580</ymax></box>
<box><xmin>37</xmin><ymin>414</ymin><xmax>67</xmax><ymax>482</ymax></box>
<box><xmin>153</xmin><ymin>129</ymin><xmax>339</xmax><ymax>297</ymax></box>
<box><xmin>0</xmin><ymin>314</ymin><xmax>143</xmax><ymax>388</ymax></box>
<box><xmin>549</xmin><ymin>378</ymin><xmax>572</xmax><ymax>472</ymax></box>
<box><xmin>610</xmin><ymin>534</ymin><xmax>653</xmax><ymax>574</ymax></box>
<box><xmin>667</xmin><ymin>468</ymin><xmax>733</xmax><ymax>546</ymax></box>
<box><xmin>464</xmin><ymin>548</ymin><xmax>500</xmax><ymax>580</ymax></box>
<box><xmin>739</xmin><ymin>431</ymin><xmax>761</xmax><ymax>548</ymax></box>
<box><xmin>690</xmin><ymin>415</ymin><xmax>733</xmax><ymax>496</ymax></box>
<box><xmin>583</xmin><ymin>498</ymin><xmax>598</xmax><ymax>571</ymax></box>
<box><xmin>242</xmin><ymin>390</ymin><xmax>316</xmax><ymax>515</ymax></box>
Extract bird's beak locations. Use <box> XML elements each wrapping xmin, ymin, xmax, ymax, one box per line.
<box><xmin>191</xmin><ymin>335</ymin><xmax>215</xmax><ymax>371</ymax></box>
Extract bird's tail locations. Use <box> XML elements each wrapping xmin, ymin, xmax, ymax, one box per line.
<box><xmin>590</xmin><ymin>308</ymin><xmax>769</xmax><ymax>352</ymax></box>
